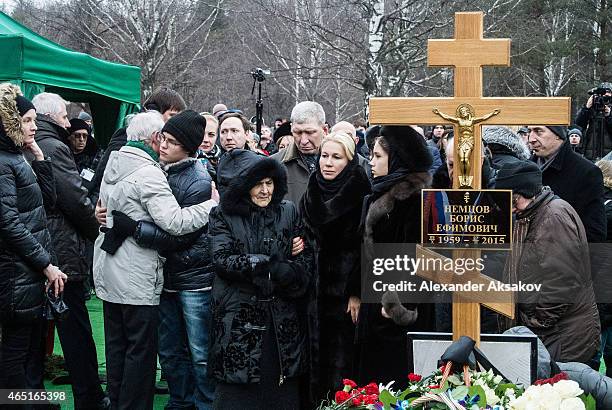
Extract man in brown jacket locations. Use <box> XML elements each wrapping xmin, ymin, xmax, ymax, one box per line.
<box><xmin>497</xmin><ymin>161</ymin><xmax>600</xmax><ymax>364</ymax></box>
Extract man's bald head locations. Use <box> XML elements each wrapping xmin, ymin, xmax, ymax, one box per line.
<box><xmin>331</xmin><ymin>121</ymin><xmax>357</xmax><ymax>145</ymax></box>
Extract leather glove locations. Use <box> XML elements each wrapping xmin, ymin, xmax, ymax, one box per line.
<box><xmin>250</xmin><ymin>255</ymin><xmax>273</xmax><ymax>297</ymax></box>
<box><xmin>381</xmin><ymin>290</ymin><xmax>418</xmax><ymax>326</ymax></box>
<box><xmin>111</xmin><ymin>210</ymin><xmax>138</xmax><ymax>237</ymax></box>
<box><xmin>99</xmin><ymin>227</ymin><xmax>125</xmax><ymax>255</ymax></box>
<box><xmin>269</xmin><ymin>259</ymin><xmax>296</xmax><ymax>288</ymax></box>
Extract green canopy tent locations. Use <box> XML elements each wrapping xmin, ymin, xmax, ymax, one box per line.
<box><xmin>0</xmin><ymin>11</ymin><xmax>141</xmax><ymax>146</ymax></box>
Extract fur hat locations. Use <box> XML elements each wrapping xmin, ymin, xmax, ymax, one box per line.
<box><xmin>483</xmin><ymin>126</ymin><xmax>531</xmax><ymax>160</ymax></box>
<box><xmin>273</xmin><ymin>121</ymin><xmax>292</xmax><ymax>143</ymax></box>
<box><xmin>0</xmin><ymin>83</ymin><xmax>27</xmax><ymax>147</ymax></box>
<box><xmin>162</xmin><ymin>110</ymin><xmax>206</xmax><ymax>154</ymax></box>
<box><xmin>219</xmin><ymin>149</ymin><xmax>287</xmax><ymax>216</ymax></box>
<box><xmin>379</xmin><ymin>125</ymin><xmax>433</xmax><ymax>173</ymax></box>
<box><xmin>496</xmin><ymin>161</ymin><xmax>543</xmax><ymax>198</ymax></box>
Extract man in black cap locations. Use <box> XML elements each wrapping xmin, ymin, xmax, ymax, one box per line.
<box><xmin>68</xmin><ymin>118</ymin><xmax>103</xmax><ymax>195</ymax></box>
<box><xmin>528</xmin><ymin>125</ymin><xmax>606</xmax><ymax>243</ymax></box>
<box><xmin>496</xmin><ymin>161</ymin><xmax>600</xmax><ymax>364</ymax></box>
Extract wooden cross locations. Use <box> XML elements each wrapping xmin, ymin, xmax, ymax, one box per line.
<box><xmin>368</xmin><ymin>12</ymin><xmax>571</xmax><ymax>344</ymax></box>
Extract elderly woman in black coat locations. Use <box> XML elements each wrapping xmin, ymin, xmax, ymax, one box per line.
<box><xmin>357</xmin><ymin>125</ymin><xmax>435</xmax><ymax>385</ymax></box>
<box><xmin>300</xmin><ymin>132</ymin><xmax>371</xmax><ymax>396</ymax></box>
<box><xmin>0</xmin><ymin>84</ymin><xmax>66</xmax><ymax>391</ymax></box>
<box><xmin>208</xmin><ymin>149</ymin><xmax>314</xmax><ymax>410</ymax></box>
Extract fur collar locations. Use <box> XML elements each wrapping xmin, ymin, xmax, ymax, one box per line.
<box><xmin>301</xmin><ymin>165</ymin><xmax>371</xmax><ymax>231</ymax></box>
<box><xmin>0</xmin><ymin>84</ymin><xmax>26</xmax><ymax>148</ymax></box>
<box><xmin>162</xmin><ymin>156</ymin><xmax>197</xmax><ymax>172</ymax></box>
<box><xmin>363</xmin><ymin>172</ymin><xmax>431</xmax><ymax>257</ymax></box>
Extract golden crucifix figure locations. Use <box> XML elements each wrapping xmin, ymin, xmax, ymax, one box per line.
<box><xmin>433</xmin><ymin>103</ymin><xmax>500</xmax><ymax>188</ymax></box>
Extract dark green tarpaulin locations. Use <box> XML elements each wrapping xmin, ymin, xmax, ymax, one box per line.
<box><xmin>0</xmin><ymin>11</ymin><xmax>141</xmax><ymax>146</ymax></box>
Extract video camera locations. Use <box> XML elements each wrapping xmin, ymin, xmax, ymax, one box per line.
<box><xmin>251</xmin><ymin>68</ymin><xmax>270</xmax><ymax>82</ymax></box>
<box><xmin>588</xmin><ymin>84</ymin><xmax>612</xmax><ymax>112</ymax></box>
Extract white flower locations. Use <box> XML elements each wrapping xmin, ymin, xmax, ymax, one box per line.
<box><xmin>504</xmin><ymin>387</ymin><xmax>516</xmax><ymax>400</ymax></box>
<box><xmin>493</xmin><ymin>375</ymin><xmax>504</xmax><ymax>384</ymax></box>
<box><xmin>552</xmin><ymin>380</ymin><xmax>583</xmax><ymax>399</ymax></box>
<box><xmin>474</xmin><ymin>379</ymin><xmax>501</xmax><ymax>406</ymax></box>
<box><xmin>559</xmin><ymin>398</ymin><xmax>586</xmax><ymax>410</ymax></box>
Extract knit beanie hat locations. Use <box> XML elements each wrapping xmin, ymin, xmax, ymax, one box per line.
<box><xmin>161</xmin><ymin>110</ymin><xmax>206</xmax><ymax>154</ymax></box>
<box><xmin>495</xmin><ymin>161</ymin><xmax>543</xmax><ymax>198</ymax></box>
<box><xmin>568</xmin><ymin>127</ymin><xmax>582</xmax><ymax>138</ymax></box>
<box><xmin>68</xmin><ymin>118</ymin><xmax>91</xmax><ymax>135</ymax></box>
<box><xmin>16</xmin><ymin>95</ymin><xmax>35</xmax><ymax>116</ymax></box>
<box><xmin>78</xmin><ymin>111</ymin><xmax>92</xmax><ymax>121</ymax></box>
<box><xmin>545</xmin><ymin>126</ymin><xmax>567</xmax><ymax>140</ymax></box>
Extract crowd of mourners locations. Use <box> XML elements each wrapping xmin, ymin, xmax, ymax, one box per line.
<box><xmin>1</xmin><ymin>82</ymin><xmax>612</xmax><ymax>410</ymax></box>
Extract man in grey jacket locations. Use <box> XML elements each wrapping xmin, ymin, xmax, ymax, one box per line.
<box><xmin>93</xmin><ymin>111</ymin><xmax>217</xmax><ymax>410</ymax></box>
<box><xmin>271</xmin><ymin>101</ymin><xmax>370</xmax><ymax>205</ymax></box>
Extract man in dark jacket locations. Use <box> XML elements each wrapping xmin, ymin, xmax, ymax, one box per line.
<box><xmin>30</xmin><ymin>92</ymin><xmax>108</xmax><ymax>409</ymax></box>
<box><xmin>68</xmin><ymin>118</ymin><xmax>103</xmax><ymax>195</ymax></box>
<box><xmin>104</xmin><ymin>111</ymin><xmax>217</xmax><ymax>409</ymax></box>
<box><xmin>497</xmin><ymin>161</ymin><xmax>600</xmax><ymax>363</ymax></box>
<box><xmin>0</xmin><ymin>83</ymin><xmax>66</xmax><ymax>395</ymax></box>
<box><xmin>575</xmin><ymin>83</ymin><xmax>612</xmax><ymax>160</ymax></box>
<box><xmin>529</xmin><ymin>125</ymin><xmax>607</xmax><ymax>243</ymax></box>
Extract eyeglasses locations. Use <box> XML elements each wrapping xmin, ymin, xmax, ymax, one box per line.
<box><xmin>71</xmin><ymin>132</ymin><xmax>88</xmax><ymax>140</ymax></box>
<box><xmin>512</xmin><ymin>194</ymin><xmax>520</xmax><ymax>209</ymax></box>
<box><xmin>159</xmin><ymin>133</ymin><xmax>183</xmax><ymax>148</ymax></box>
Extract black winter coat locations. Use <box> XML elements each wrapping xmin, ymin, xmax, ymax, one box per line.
<box><xmin>208</xmin><ymin>154</ymin><xmax>314</xmax><ymax>385</ymax></box>
<box><xmin>90</xmin><ymin>126</ymin><xmax>127</xmax><ymax>200</ymax></box>
<box><xmin>133</xmin><ymin>158</ymin><xmax>214</xmax><ymax>291</ymax></box>
<box><xmin>533</xmin><ymin>140</ymin><xmax>607</xmax><ymax>243</ymax></box>
<box><xmin>357</xmin><ymin>172</ymin><xmax>435</xmax><ymax>384</ymax></box>
<box><xmin>73</xmin><ymin>133</ymin><xmax>104</xmax><ymax>196</ymax></box>
<box><xmin>575</xmin><ymin>105</ymin><xmax>612</xmax><ymax>160</ymax></box>
<box><xmin>300</xmin><ymin>166</ymin><xmax>371</xmax><ymax>301</ymax></box>
<box><xmin>0</xmin><ymin>133</ymin><xmax>55</xmax><ymax>323</ymax></box>
<box><xmin>30</xmin><ymin>115</ymin><xmax>99</xmax><ymax>280</ymax></box>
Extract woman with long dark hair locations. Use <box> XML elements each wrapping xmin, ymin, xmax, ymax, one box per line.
<box><xmin>357</xmin><ymin>125</ymin><xmax>435</xmax><ymax>385</ymax></box>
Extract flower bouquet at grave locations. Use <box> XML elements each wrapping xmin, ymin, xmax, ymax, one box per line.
<box><xmin>317</xmin><ymin>335</ymin><xmax>596</xmax><ymax>409</ymax></box>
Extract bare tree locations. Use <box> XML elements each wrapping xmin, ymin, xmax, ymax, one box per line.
<box><xmin>72</xmin><ymin>0</ymin><xmax>223</xmax><ymax>96</ymax></box>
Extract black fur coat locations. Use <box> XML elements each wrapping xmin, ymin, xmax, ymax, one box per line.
<box><xmin>300</xmin><ymin>165</ymin><xmax>371</xmax><ymax>300</ymax></box>
<box><xmin>357</xmin><ymin>172</ymin><xmax>435</xmax><ymax>385</ymax></box>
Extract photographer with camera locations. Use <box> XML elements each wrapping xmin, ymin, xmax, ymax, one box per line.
<box><xmin>575</xmin><ymin>82</ymin><xmax>612</xmax><ymax>160</ymax></box>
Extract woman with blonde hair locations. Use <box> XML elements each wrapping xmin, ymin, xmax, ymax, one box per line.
<box><xmin>300</xmin><ymin>131</ymin><xmax>371</xmax><ymax>398</ymax></box>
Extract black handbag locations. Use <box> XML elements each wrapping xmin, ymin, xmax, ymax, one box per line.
<box><xmin>44</xmin><ymin>288</ymin><xmax>70</xmax><ymax>321</ymax></box>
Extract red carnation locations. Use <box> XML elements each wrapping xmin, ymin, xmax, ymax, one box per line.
<box><xmin>342</xmin><ymin>378</ymin><xmax>357</xmax><ymax>389</ymax></box>
<box><xmin>335</xmin><ymin>390</ymin><xmax>350</xmax><ymax>404</ymax></box>
<box><xmin>364</xmin><ymin>382</ymin><xmax>379</xmax><ymax>395</ymax></box>
<box><xmin>363</xmin><ymin>394</ymin><xmax>379</xmax><ymax>405</ymax></box>
<box><xmin>352</xmin><ymin>395</ymin><xmax>363</xmax><ymax>406</ymax></box>
<box><xmin>408</xmin><ymin>373</ymin><xmax>422</xmax><ymax>382</ymax></box>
